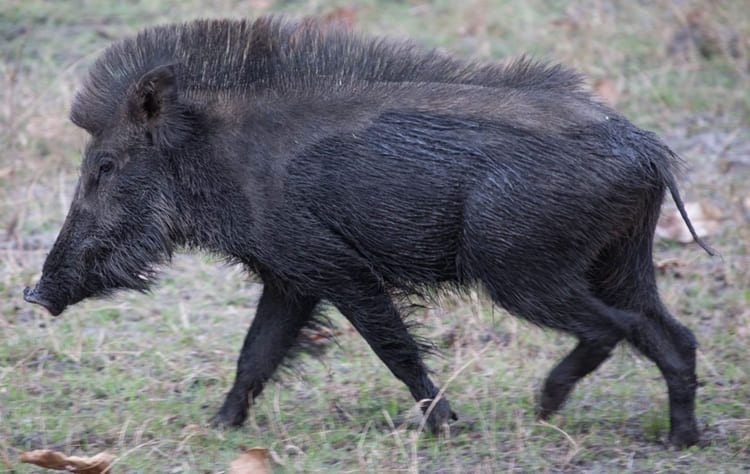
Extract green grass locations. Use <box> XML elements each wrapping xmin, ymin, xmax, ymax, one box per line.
<box><xmin>2</xmin><ymin>0</ymin><xmax>750</xmax><ymax>472</ymax></box>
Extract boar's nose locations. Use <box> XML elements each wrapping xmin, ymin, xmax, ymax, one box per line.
<box><xmin>23</xmin><ymin>286</ymin><xmax>64</xmax><ymax>316</ymax></box>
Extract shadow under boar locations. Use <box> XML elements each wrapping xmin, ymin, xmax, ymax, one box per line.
<box><xmin>23</xmin><ymin>17</ymin><xmax>714</xmax><ymax>448</ymax></box>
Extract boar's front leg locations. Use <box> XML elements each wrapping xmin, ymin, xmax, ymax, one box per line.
<box><xmin>333</xmin><ymin>286</ymin><xmax>457</xmax><ymax>434</ymax></box>
<box><xmin>213</xmin><ymin>279</ymin><xmax>318</xmax><ymax>427</ymax></box>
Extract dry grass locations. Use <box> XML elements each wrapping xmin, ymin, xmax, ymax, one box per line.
<box><xmin>1</xmin><ymin>1</ymin><xmax>749</xmax><ymax>472</ymax></box>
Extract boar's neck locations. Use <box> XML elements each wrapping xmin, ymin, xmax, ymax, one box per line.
<box><xmin>171</xmin><ymin>89</ymin><xmax>385</xmax><ymax>266</ymax></box>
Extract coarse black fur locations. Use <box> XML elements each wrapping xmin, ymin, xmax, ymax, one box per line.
<box><xmin>24</xmin><ymin>16</ymin><xmax>713</xmax><ymax>448</ymax></box>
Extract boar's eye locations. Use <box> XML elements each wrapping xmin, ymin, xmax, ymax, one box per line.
<box><xmin>98</xmin><ymin>159</ymin><xmax>114</xmax><ymax>178</ymax></box>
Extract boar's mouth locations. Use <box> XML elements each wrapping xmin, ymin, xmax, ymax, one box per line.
<box><xmin>23</xmin><ymin>285</ymin><xmax>67</xmax><ymax>316</ymax></box>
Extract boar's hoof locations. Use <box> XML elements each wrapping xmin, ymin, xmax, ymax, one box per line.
<box><xmin>669</xmin><ymin>426</ymin><xmax>701</xmax><ymax>449</ymax></box>
<box><xmin>211</xmin><ymin>401</ymin><xmax>248</xmax><ymax>428</ymax></box>
<box><xmin>536</xmin><ymin>403</ymin><xmax>559</xmax><ymax>421</ymax></box>
<box><xmin>425</xmin><ymin>398</ymin><xmax>458</xmax><ymax>436</ymax></box>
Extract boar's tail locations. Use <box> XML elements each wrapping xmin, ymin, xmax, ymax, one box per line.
<box><xmin>658</xmin><ymin>147</ymin><xmax>717</xmax><ymax>256</ymax></box>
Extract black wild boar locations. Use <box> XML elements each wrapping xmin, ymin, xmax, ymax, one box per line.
<box><xmin>23</xmin><ymin>17</ymin><xmax>713</xmax><ymax>447</ymax></box>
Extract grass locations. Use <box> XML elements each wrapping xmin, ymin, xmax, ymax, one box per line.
<box><xmin>2</xmin><ymin>0</ymin><xmax>749</xmax><ymax>472</ymax></box>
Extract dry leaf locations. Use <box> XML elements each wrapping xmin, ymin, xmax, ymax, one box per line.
<box><xmin>322</xmin><ymin>6</ymin><xmax>358</xmax><ymax>29</ymax></box>
<box><xmin>300</xmin><ymin>326</ymin><xmax>341</xmax><ymax>345</ymax></box>
<box><xmin>686</xmin><ymin>9</ymin><xmax>723</xmax><ymax>59</ymax></box>
<box><xmin>462</xmin><ymin>0</ymin><xmax>488</xmax><ymax>36</ymax></box>
<box><xmin>667</xmin><ymin>8</ymin><xmax>727</xmax><ymax>61</ymax></box>
<box><xmin>20</xmin><ymin>449</ymin><xmax>115</xmax><ymax>473</ymax></box>
<box><xmin>550</xmin><ymin>16</ymin><xmax>579</xmax><ymax>33</ymax></box>
<box><xmin>655</xmin><ymin>258</ymin><xmax>682</xmax><ymax>273</ymax></box>
<box><xmin>656</xmin><ymin>202</ymin><xmax>722</xmax><ymax>244</ymax></box>
<box><xmin>593</xmin><ymin>78</ymin><xmax>620</xmax><ymax>106</ymax></box>
<box><xmin>736</xmin><ymin>309</ymin><xmax>750</xmax><ymax>340</ymax></box>
<box><xmin>0</xmin><ymin>443</ymin><xmax>11</xmax><ymax>470</ymax></box>
<box><xmin>249</xmin><ymin>0</ymin><xmax>273</xmax><ymax>10</ymax></box>
<box><xmin>228</xmin><ymin>447</ymin><xmax>272</xmax><ymax>474</ymax></box>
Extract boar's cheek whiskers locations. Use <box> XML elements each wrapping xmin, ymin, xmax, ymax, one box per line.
<box><xmin>88</xmin><ymin>220</ymin><xmax>174</xmax><ymax>293</ymax></box>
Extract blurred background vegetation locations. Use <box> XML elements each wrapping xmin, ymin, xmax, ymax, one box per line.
<box><xmin>1</xmin><ymin>1</ymin><xmax>748</xmax><ymax>472</ymax></box>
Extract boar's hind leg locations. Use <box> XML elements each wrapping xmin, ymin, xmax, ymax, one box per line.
<box><xmin>590</xmin><ymin>236</ymin><xmax>700</xmax><ymax>448</ymax></box>
<box><xmin>531</xmin><ymin>286</ymin><xmax>699</xmax><ymax>447</ymax></box>
<box><xmin>538</xmin><ymin>331</ymin><xmax>622</xmax><ymax>421</ymax></box>
<box><xmin>511</xmin><ymin>290</ymin><xmax>625</xmax><ymax>419</ymax></box>
<box><xmin>213</xmin><ymin>280</ymin><xmax>318</xmax><ymax>428</ymax></box>
<box><xmin>333</xmin><ymin>289</ymin><xmax>456</xmax><ymax>434</ymax></box>
<box><xmin>625</xmin><ymin>302</ymin><xmax>700</xmax><ymax>448</ymax></box>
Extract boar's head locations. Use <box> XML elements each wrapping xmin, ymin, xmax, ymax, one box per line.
<box><xmin>24</xmin><ymin>64</ymin><xmax>192</xmax><ymax>315</ymax></box>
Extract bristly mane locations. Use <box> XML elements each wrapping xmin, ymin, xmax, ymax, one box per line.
<box><xmin>71</xmin><ymin>16</ymin><xmax>588</xmax><ymax>134</ymax></box>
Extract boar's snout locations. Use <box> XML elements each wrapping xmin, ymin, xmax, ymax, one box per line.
<box><xmin>23</xmin><ymin>284</ymin><xmax>66</xmax><ymax>316</ymax></box>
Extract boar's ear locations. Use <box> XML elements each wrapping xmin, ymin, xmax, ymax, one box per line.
<box><xmin>130</xmin><ymin>64</ymin><xmax>178</xmax><ymax>123</ymax></box>
<box><xmin>128</xmin><ymin>64</ymin><xmax>186</xmax><ymax>147</ymax></box>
